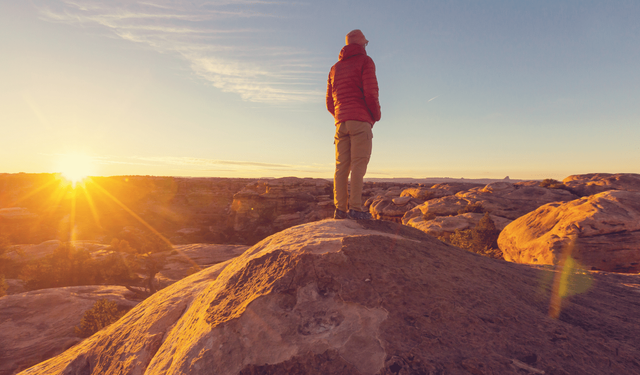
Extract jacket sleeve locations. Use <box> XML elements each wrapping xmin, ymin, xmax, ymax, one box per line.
<box><xmin>326</xmin><ymin>70</ymin><xmax>335</xmax><ymax>117</ymax></box>
<box><xmin>362</xmin><ymin>57</ymin><xmax>381</xmax><ymax>123</ymax></box>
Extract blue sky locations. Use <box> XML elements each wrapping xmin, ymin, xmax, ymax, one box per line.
<box><xmin>1</xmin><ymin>0</ymin><xmax>639</xmax><ymax>180</ymax></box>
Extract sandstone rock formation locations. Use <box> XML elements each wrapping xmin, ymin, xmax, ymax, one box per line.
<box><xmin>400</xmin><ymin>182</ymin><xmax>484</xmax><ymax>201</ymax></box>
<box><xmin>157</xmin><ymin>243</ymin><xmax>249</xmax><ymax>287</ymax></box>
<box><xmin>403</xmin><ymin>182</ymin><xmax>577</xmax><ymax>240</ymax></box>
<box><xmin>408</xmin><ymin>212</ymin><xmax>512</xmax><ymax>239</ymax></box>
<box><xmin>229</xmin><ymin>177</ymin><xmax>333</xmax><ymax>243</ymax></box>
<box><xmin>563</xmin><ymin>173</ymin><xmax>640</xmax><ymax>196</ymax></box>
<box><xmin>20</xmin><ymin>220</ymin><xmax>640</xmax><ymax>375</ymax></box>
<box><xmin>365</xmin><ymin>183</ymin><xmax>484</xmax><ymax>223</ymax></box>
<box><xmin>498</xmin><ymin>190</ymin><xmax>640</xmax><ymax>272</ymax></box>
<box><xmin>0</xmin><ymin>286</ymin><xmax>139</xmax><ymax>375</ymax></box>
<box><xmin>367</xmin><ymin>196</ymin><xmax>421</xmax><ymax>222</ymax></box>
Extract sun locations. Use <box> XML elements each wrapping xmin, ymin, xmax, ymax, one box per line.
<box><xmin>55</xmin><ymin>153</ymin><xmax>96</xmax><ymax>186</ymax></box>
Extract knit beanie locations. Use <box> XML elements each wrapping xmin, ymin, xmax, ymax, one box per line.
<box><xmin>345</xmin><ymin>29</ymin><xmax>369</xmax><ymax>46</ymax></box>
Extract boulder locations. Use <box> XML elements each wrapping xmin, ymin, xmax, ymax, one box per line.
<box><xmin>0</xmin><ymin>286</ymin><xmax>140</xmax><ymax>375</ymax></box>
<box><xmin>498</xmin><ymin>190</ymin><xmax>640</xmax><ymax>272</ymax></box>
<box><xmin>563</xmin><ymin>173</ymin><xmax>640</xmax><ymax>196</ymax></box>
<box><xmin>400</xmin><ymin>182</ymin><xmax>483</xmax><ymax>201</ymax></box>
<box><xmin>406</xmin><ymin>213</ymin><xmax>512</xmax><ymax>239</ymax></box>
<box><xmin>20</xmin><ymin>220</ymin><xmax>640</xmax><ymax>375</ymax></box>
<box><xmin>403</xmin><ymin>183</ymin><xmax>578</xmax><ymax>230</ymax></box>
<box><xmin>457</xmin><ymin>184</ymin><xmax>578</xmax><ymax>220</ymax></box>
<box><xmin>368</xmin><ymin>196</ymin><xmax>421</xmax><ymax>222</ymax></box>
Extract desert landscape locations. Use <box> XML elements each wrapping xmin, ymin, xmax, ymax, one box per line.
<box><xmin>4</xmin><ymin>1</ymin><xmax>639</xmax><ymax>373</ymax></box>
<box><xmin>1</xmin><ymin>172</ymin><xmax>639</xmax><ymax>374</ymax></box>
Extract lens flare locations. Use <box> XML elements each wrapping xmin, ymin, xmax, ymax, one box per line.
<box><xmin>55</xmin><ymin>153</ymin><xmax>95</xmax><ymax>186</ymax></box>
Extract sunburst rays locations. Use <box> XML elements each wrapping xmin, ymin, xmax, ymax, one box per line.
<box><xmin>8</xmin><ymin>175</ymin><xmax>202</xmax><ymax>280</ymax></box>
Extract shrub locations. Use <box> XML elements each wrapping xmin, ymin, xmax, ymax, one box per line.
<box><xmin>472</xmin><ymin>212</ymin><xmax>500</xmax><ymax>251</ymax></box>
<box><xmin>74</xmin><ymin>299</ymin><xmax>128</xmax><ymax>338</ymax></box>
<box><xmin>20</xmin><ymin>243</ymin><xmax>140</xmax><ymax>291</ymax></box>
<box><xmin>449</xmin><ymin>229</ymin><xmax>473</xmax><ymax>249</ymax></box>
<box><xmin>457</xmin><ymin>202</ymin><xmax>485</xmax><ymax>215</ymax></box>
<box><xmin>21</xmin><ymin>243</ymin><xmax>96</xmax><ymax>290</ymax></box>
<box><xmin>447</xmin><ymin>213</ymin><xmax>503</xmax><ymax>260</ymax></box>
<box><xmin>540</xmin><ymin>179</ymin><xmax>566</xmax><ymax>190</ymax></box>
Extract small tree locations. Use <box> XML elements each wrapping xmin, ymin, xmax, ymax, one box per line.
<box><xmin>447</xmin><ymin>213</ymin><xmax>503</xmax><ymax>260</ymax></box>
<box><xmin>74</xmin><ymin>299</ymin><xmax>127</xmax><ymax>338</ymax></box>
<box><xmin>472</xmin><ymin>212</ymin><xmax>500</xmax><ymax>251</ymax></box>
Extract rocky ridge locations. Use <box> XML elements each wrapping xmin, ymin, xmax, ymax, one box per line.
<box><xmin>18</xmin><ymin>220</ymin><xmax>640</xmax><ymax>375</ymax></box>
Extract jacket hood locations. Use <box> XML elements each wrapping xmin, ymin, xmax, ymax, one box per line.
<box><xmin>339</xmin><ymin>44</ymin><xmax>367</xmax><ymax>61</ymax></box>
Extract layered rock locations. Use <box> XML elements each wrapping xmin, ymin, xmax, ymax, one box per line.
<box><xmin>563</xmin><ymin>173</ymin><xmax>640</xmax><ymax>196</ymax></box>
<box><xmin>366</xmin><ymin>183</ymin><xmax>485</xmax><ymax>223</ymax></box>
<box><xmin>403</xmin><ymin>182</ymin><xmax>577</xmax><ymax>239</ymax></box>
<box><xmin>498</xmin><ymin>190</ymin><xmax>640</xmax><ymax>272</ymax></box>
<box><xmin>367</xmin><ymin>196</ymin><xmax>421</xmax><ymax>222</ymax></box>
<box><xmin>400</xmin><ymin>182</ymin><xmax>483</xmax><ymax>201</ymax></box>
<box><xmin>408</xmin><ymin>212</ymin><xmax>512</xmax><ymax>239</ymax></box>
<box><xmin>229</xmin><ymin>177</ymin><xmax>333</xmax><ymax>243</ymax></box>
<box><xmin>0</xmin><ymin>286</ymin><xmax>139</xmax><ymax>375</ymax></box>
<box><xmin>20</xmin><ymin>220</ymin><xmax>640</xmax><ymax>375</ymax></box>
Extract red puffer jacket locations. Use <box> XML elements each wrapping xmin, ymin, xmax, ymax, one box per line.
<box><xmin>326</xmin><ymin>44</ymin><xmax>381</xmax><ymax>126</ymax></box>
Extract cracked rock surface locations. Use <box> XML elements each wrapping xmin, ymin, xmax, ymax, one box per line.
<box><xmin>19</xmin><ymin>220</ymin><xmax>640</xmax><ymax>375</ymax></box>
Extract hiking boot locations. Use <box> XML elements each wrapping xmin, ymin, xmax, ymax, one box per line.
<box><xmin>334</xmin><ymin>209</ymin><xmax>348</xmax><ymax>219</ymax></box>
<box><xmin>348</xmin><ymin>209</ymin><xmax>373</xmax><ymax>220</ymax></box>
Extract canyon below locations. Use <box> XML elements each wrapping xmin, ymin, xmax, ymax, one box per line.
<box><xmin>1</xmin><ymin>172</ymin><xmax>639</xmax><ymax>374</ymax></box>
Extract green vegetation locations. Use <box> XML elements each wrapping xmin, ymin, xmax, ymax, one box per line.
<box><xmin>444</xmin><ymin>212</ymin><xmax>503</xmax><ymax>259</ymax></box>
<box><xmin>74</xmin><ymin>299</ymin><xmax>129</xmax><ymax>338</ymax></box>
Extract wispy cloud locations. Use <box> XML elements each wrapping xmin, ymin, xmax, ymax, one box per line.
<box><xmin>35</xmin><ymin>0</ymin><xmax>323</xmax><ymax>103</ymax></box>
<box><xmin>90</xmin><ymin>155</ymin><xmax>330</xmax><ymax>174</ymax></box>
<box><xmin>136</xmin><ymin>156</ymin><xmax>292</xmax><ymax>169</ymax></box>
<box><xmin>427</xmin><ymin>95</ymin><xmax>440</xmax><ymax>102</ymax></box>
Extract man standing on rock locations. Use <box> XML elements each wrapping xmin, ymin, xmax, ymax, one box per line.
<box><xmin>327</xmin><ymin>29</ymin><xmax>381</xmax><ymax>220</ymax></box>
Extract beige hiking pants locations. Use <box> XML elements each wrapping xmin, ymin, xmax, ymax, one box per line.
<box><xmin>333</xmin><ymin>120</ymin><xmax>373</xmax><ymax>212</ymax></box>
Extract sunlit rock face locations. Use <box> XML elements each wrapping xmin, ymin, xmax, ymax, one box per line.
<box><xmin>365</xmin><ymin>183</ymin><xmax>482</xmax><ymax>223</ymax></box>
<box><xmin>0</xmin><ymin>286</ymin><xmax>139</xmax><ymax>375</ymax></box>
<box><xmin>563</xmin><ymin>173</ymin><xmax>640</xmax><ymax>197</ymax></box>
<box><xmin>403</xmin><ymin>182</ymin><xmax>577</xmax><ymax>238</ymax></box>
<box><xmin>157</xmin><ymin>243</ymin><xmax>249</xmax><ymax>287</ymax></box>
<box><xmin>498</xmin><ymin>190</ymin><xmax>640</xmax><ymax>273</ymax></box>
<box><xmin>407</xmin><ymin>212</ymin><xmax>512</xmax><ymax>239</ymax></box>
<box><xmin>20</xmin><ymin>220</ymin><xmax>640</xmax><ymax>375</ymax></box>
<box><xmin>229</xmin><ymin>177</ymin><xmax>333</xmax><ymax>243</ymax></box>
<box><xmin>368</xmin><ymin>196</ymin><xmax>421</xmax><ymax>222</ymax></box>
<box><xmin>400</xmin><ymin>182</ymin><xmax>484</xmax><ymax>201</ymax></box>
